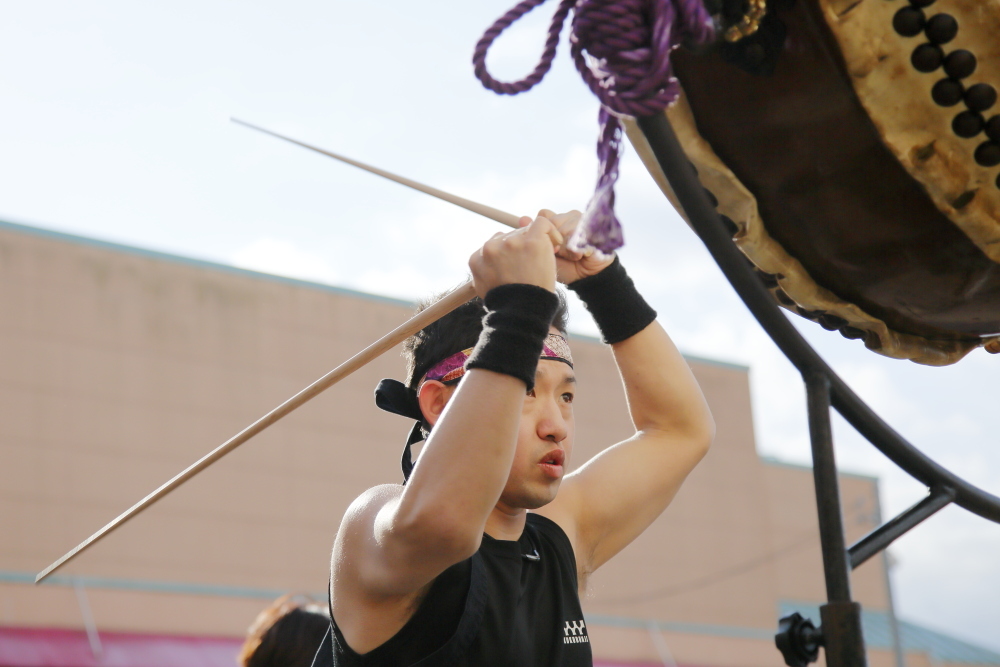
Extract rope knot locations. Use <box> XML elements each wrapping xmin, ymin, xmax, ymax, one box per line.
<box><xmin>473</xmin><ymin>0</ymin><xmax>715</xmax><ymax>253</ymax></box>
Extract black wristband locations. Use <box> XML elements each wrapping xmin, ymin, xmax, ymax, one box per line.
<box><xmin>465</xmin><ymin>284</ymin><xmax>559</xmax><ymax>390</ymax></box>
<box><xmin>567</xmin><ymin>256</ymin><xmax>657</xmax><ymax>344</ymax></box>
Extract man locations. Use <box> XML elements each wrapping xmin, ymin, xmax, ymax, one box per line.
<box><xmin>318</xmin><ymin>210</ymin><xmax>714</xmax><ymax>665</ymax></box>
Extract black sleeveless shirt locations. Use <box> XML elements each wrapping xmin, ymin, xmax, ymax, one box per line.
<box><xmin>314</xmin><ymin>513</ymin><xmax>593</xmax><ymax>667</ymax></box>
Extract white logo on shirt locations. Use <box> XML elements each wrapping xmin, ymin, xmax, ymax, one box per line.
<box><xmin>563</xmin><ymin>620</ymin><xmax>589</xmax><ymax>643</ymax></box>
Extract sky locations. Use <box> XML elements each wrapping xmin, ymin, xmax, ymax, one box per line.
<box><xmin>2</xmin><ymin>0</ymin><xmax>999</xmax><ymax>654</ymax></box>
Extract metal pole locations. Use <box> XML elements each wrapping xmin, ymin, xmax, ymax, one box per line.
<box><xmin>849</xmin><ymin>488</ymin><xmax>954</xmax><ymax>569</ymax></box>
<box><xmin>882</xmin><ymin>552</ymin><xmax>906</xmax><ymax>667</ymax></box>
<box><xmin>805</xmin><ymin>374</ymin><xmax>867</xmax><ymax>666</ymax></box>
<box><xmin>872</xmin><ymin>485</ymin><xmax>907</xmax><ymax>667</ymax></box>
<box><xmin>73</xmin><ymin>578</ymin><xmax>104</xmax><ymax>661</ymax></box>
<box><xmin>646</xmin><ymin>620</ymin><xmax>679</xmax><ymax>667</ymax></box>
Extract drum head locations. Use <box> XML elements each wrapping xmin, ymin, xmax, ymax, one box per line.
<box><xmin>627</xmin><ymin>0</ymin><xmax>1000</xmax><ymax>365</ymax></box>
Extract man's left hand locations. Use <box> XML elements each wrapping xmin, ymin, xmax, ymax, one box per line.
<box><xmin>524</xmin><ymin>209</ymin><xmax>615</xmax><ymax>284</ymax></box>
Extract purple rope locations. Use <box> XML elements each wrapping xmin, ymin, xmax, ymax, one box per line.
<box><xmin>473</xmin><ymin>0</ymin><xmax>577</xmax><ymax>95</ymax></box>
<box><xmin>473</xmin><ymin>0</ymin><xmax>715</xmax><ymax>253</ymax></box>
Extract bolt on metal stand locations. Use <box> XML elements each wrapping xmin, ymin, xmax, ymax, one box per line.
<box><xmin>635</xmin><ymin>113</ymin><xmax>1000</xmax><ymax>666</ymax></box>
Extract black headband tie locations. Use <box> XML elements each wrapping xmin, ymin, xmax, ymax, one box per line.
<box><xmin>374</xmin><ymin>378</ymin><xmax>426</xmax><ymax>482</ymax></box>
<box><xmin>374</xmin><ymin>378</ymin><xmax>423</xmax><ymax>421</ymax></box>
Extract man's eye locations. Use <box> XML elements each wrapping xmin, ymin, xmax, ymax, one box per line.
<box><xmin>562</xmin><ymin>393</ymin><xmax>574</xmax><ymax>403</ymax></box>
<box><xmin>526</xmin><ymin>388</ymin><xmax>536</xmax><ymax>397</ymax></box>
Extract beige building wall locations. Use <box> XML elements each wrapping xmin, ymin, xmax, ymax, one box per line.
<box><xmin>0</xmin><ymin>221</ymin><xmax>974</xmax><ymax>666</ymax></box>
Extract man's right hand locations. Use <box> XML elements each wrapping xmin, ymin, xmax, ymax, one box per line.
<box><xmin>468</xmin><ymin>215</ymin><xmax>563</xmax><ymax>298</ymax></box>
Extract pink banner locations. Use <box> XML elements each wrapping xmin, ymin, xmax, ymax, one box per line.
<box><xmin>0</xmin><ymin>626</ymin><xmax>243</xmax><ymax>667</ymax></box>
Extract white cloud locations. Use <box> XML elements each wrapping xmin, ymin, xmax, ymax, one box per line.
<box><xmin>229</xmin><ymin>237</ymin><xmax>340</xmax><ymax>285</ymax></box>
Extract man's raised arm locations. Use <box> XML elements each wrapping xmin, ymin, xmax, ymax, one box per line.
<box><xmin>331</xmin><ymin>216</ymin><xmax>564</xmax><ymax>639</ymax></box>
<box><xmin>536</xmin><ymin>210</ymin><xmax>715</xmax><ymax>579</ymax></box>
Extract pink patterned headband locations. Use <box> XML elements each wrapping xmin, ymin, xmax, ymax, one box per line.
<box><xmin>422</xmin><ymin>333</ymin><xmax>573</xmax><ymax>385</ymax></box>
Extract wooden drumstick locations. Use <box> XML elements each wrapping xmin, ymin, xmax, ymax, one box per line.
<box><xmin>236</xmin><ymin>117</ymin><xmax>597</xmax><ymax>266</ymax></box>
<box><xmin>231</xmin><ymin>118</ymin><xmax>521</xmax><ymax>230</ymax></box>
<box><xmin>231</xmin><ymin>120</ymin><xmax>593</xmax><ymax>256</ymax></box>
<box><xmin>38</xmin><ymin>121</ymin><xmax>539</xmax><ymax>582</ymax></box>
<box><xmin>36</xmin><ymin>280</ymin><xmax>478</xmax><ymax>583</ymax></box>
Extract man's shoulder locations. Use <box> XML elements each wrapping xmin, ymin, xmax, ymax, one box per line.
<box><xmin>333</xmin><ymin>484</ymin><xmax>406</xmax><ymax>588</ymax></box>
<box><xmin>354</xmin><ymin>483</ymin><xmax>405</xmax><ymax>506</ymax></box>
<box><xmin>342</xmin><ymin>483</ymin><xmax>405</xmax><ymax>528</ymax></box>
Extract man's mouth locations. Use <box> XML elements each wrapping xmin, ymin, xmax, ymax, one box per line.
<box><xmin>539</xmin><ymin>449</ymin><xmax>565</xmax><ymax>478</ymax></box>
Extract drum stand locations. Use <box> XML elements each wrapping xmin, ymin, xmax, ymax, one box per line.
<box><xmin>635</xmin><ymin>113</ymin><xmax>1000</xmax><ymax>667</ymax></box>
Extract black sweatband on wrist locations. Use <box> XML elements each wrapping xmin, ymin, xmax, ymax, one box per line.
<box><xmin>465</xmin><ymin>283</ymin><xmax>559</xmax><ymax>391</ymax></box>
<box><xmin>567</xmin><ymin>256</ymin><xmax>657</xmax><ymax>344</ymax></box>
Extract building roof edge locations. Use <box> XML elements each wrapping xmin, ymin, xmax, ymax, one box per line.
<box><xmin>759</xmin><ymin>455</ymin><xmax>880</xmax><ymax>483</ymax></box>
<box><xmin>0</xmin><ymin>217</ymin><xmax>742</xmax><ymax>370</ymax></box>
<box><xmin>0</xmin><ymin>217</ymin><xmax>414</xmax><ymax>309</ymax></box>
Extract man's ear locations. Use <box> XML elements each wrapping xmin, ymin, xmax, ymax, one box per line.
<box><xmin>417</xmin><ymin>380</ymin><xmax>453</xmax><ymax>427</ymax></box>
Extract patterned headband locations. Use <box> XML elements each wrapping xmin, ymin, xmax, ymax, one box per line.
<box><xmin>422</xmin><ymin>333</ymin><xmax>574</xmax><ymax>385</ymax></box>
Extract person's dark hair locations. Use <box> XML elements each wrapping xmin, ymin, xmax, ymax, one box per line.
<box><xmin>238</xmin><ymin>594</ymin><xmax>329</xmax><ymax>667</ymax></box>
<box><xmin>402</xmin><ymin>287</ymin><xmax>569</xmax><ymax>389</ymax></box>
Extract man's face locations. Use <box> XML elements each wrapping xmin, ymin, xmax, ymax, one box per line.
<box><xmin>497</xmin><ymin>351</ymin><xmax>576</xmax><ymax>513</ymax></box>
<box><xmin>418</xmin><ymin>328</ymin><xmax>576</xmax><ymax>511</ymax></box>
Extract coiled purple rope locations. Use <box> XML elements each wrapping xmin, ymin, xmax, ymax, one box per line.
<box><xmin>473</xmin><ymin>0</ymin><xmax>715</xmax><ymax>253</ymax></box>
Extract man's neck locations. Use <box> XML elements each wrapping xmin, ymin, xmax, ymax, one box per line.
<box><xmin>484</xmin><ymin>503</ymin><xmax>528</xmax><ymax>542</ymax></box>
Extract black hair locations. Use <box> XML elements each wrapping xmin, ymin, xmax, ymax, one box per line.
<box><xmin>402</xmin><ymin>287</ymin><xmax>569</xmax><ymax>389</ymax></box>
<box><xmin>239</xmin><ymin>595</ymin><xmax>329</xmax><ymax>667</ymax></box>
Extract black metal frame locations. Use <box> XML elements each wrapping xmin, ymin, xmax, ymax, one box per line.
<box><xmin>635</xmin><ymin>113</ymin><xmax>1000</xmax><ymax>665</ymax></box>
